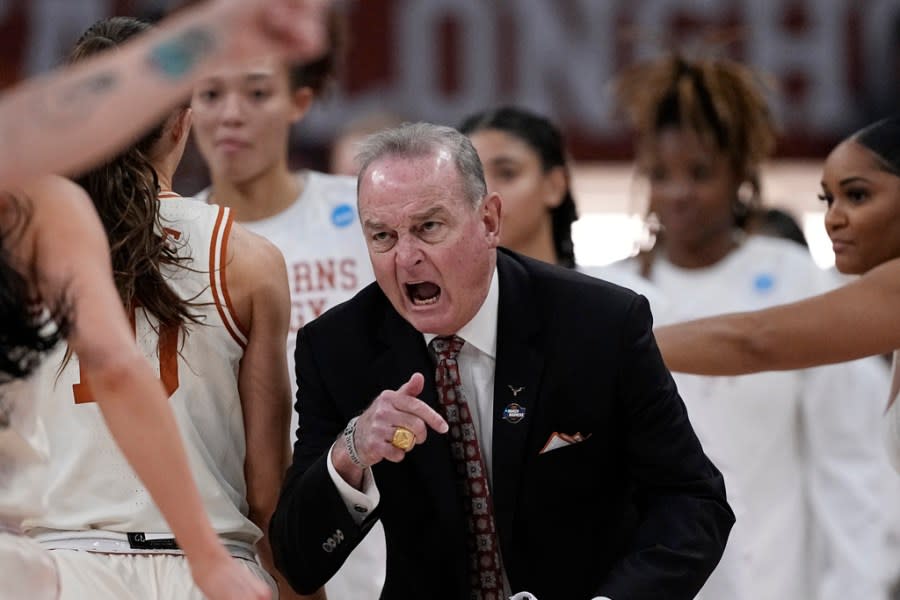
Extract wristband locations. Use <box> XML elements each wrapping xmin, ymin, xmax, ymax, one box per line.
<box><xmin>343</xmin><ymin>416</ymin><xmax>369</xmax><ymax>469</ymax></box>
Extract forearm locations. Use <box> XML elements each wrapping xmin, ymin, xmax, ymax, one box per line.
<box><xmin>0</xmin><ymin>2</ymin><xmax>237</xmax><ymax>186</ymax></box>
<box><xmin>654</xmin><ymin>311</ymin><xmax>773</xmax><ymax>375</ymax></box>
<box><xmin>91</xmin><ymin>354</ymin><xmax>227</xmax><ymax>565</ymax></box>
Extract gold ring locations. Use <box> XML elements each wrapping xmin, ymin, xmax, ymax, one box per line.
<box><xmin>391</xmin><ymin>426</ymin><xmax>416</xmax><ymax>451</ymax></box>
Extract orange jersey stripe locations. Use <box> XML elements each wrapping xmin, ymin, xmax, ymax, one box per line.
<box><xmin>219</xmin><ymin>214</ymin><xmax>249</xmax><ymax>340</ymax></box>
<box><xmin>209</xmin><ymin>207</ymin><xmax>247</xmax><ymax>349</ymax></box>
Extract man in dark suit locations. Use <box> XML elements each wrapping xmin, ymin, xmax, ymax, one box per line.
<box><xmin>270</xmin><ymin>123</ymin><xmax>733</xmax><ymax>600</ymax></box>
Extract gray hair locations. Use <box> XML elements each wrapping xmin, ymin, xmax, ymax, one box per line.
<box><xmin>355</xmin><ymin>122</ymin><xmax>488</xmax><ymax>206</ymax></box>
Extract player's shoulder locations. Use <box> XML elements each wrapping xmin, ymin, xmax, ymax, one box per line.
<box><xmin>227</xmin><ymin>221</ymin><xmax>286</xmax><ymax>274</ymax></box>
<box><xmin>27</xmin><ymin>175</ymin><xmax>95</xmax><ymax>225</ymax></box>
<box><xmin>25</xmin><ymin>176</ymin><xmax>107</xmax><ymax>259</ymax></box>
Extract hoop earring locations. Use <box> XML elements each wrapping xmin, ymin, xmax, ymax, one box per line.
<box><xmin>733</xmin><ymin>181</ymin><xmax>756</xmax><ymax>226</ymax></box>
<box><xmin>639</xmin><ymin>211</ymin><xmax>662</xmax><ymax>252</ymax></box>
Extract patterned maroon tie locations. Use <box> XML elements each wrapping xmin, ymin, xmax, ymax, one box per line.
<box><xmin>430</xmin><ymin>335</ymin><xmax>504</xmax><ymax>600</ymax></box>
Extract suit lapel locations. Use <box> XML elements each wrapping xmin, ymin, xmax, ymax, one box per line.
<box><xmin>491</xmin><ymin>252</ymin><xmax>544</xmax><ymax>575</ymax></box>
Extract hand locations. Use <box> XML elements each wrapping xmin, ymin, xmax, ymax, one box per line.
<box><xmin>191</xmin><ymin>552</ymin><xmax>272</xmax><ymax>600</ymax></box>
<box><xmin>353</xmin><ymin>373</ymin><xmax>449</xmax><ymax>466</ymax></box>
<box><xmin>213</xmin><ymin>0</ymin><xmax>331</xmax><ymax>64</ymax></box>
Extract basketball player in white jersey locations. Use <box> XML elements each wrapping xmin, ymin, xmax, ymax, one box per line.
<box><xmin>20</xmin><ymin>17</ymin><xmax>294</xmax><ymax>600</ymax></box>
<box><xmin>191</xmin><ymin>14</ymin><xmax>381</xmax><ymax>599</ymax></box>
<box><xmin>2</xmin><ymin>3</ymin><xmax>328</xmax><ymax>599</ymax></box>
<box><xmin>0</xmin><ymin>181</ymin><xmax>273</xmax><ymax>600</ymax></box>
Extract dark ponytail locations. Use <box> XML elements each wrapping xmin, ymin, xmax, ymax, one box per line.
<box><xmin>851</xmin><ymin>115</ymin><xmax>900</xmax><ymax>176</ymax></box>
<box><xmin>69</xmin><ymin>17</ymin><xmax>195</xmax><ymax>330</ymax></box>
<box><xmin>459</xmin><ymin>106</ymin><xmax>579</xmax><ymax>269</ymax></box>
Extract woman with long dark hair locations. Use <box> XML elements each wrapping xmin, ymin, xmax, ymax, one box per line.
<box><xmin>0</xmin><ymin>177</ymin><xmax>273</xmax><ymax>600</ymax></box>
<box><xmin>458</xmin><ymin>106</ymin><xmax>579</xmax><ymax>268</ymax></box>
<box><xmin>19</xmin><ymin>17</ymin><xmax>295</xmax><ymax>600</ymax></box>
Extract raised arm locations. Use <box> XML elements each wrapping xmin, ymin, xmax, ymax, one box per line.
<box><xmin>0</xmin><ymin>0</ymin><xmax>328</xmax><ymax>188</ymax></box>
<box><xmin>654</xmin><ymin>258</ymin><xmax>900</xmax><ymax>375</ymax></box>
<box><xmin>226</xmin><ymin>224</ymin><xmax>327</xmax><ymax>600</ymax></box>
<box><xmin>26</xmin><ymin>176</ymin><xmax>270</xmax><ymax>600</ymax></box>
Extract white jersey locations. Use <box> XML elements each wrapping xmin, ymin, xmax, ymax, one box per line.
<box><xmin>605</xmin><ymin>236</ymin><xmax>892</xmax><ymax>600</ymax></box>
<box><xmin>199</xmin><ymin>171</ymin><xmax>383</xmax><ymax>600</ymax></box>
<box><xmin>198</xmin><ymin>170</ymin><xmax>375</xmax><ymax>442</ymax></box>
<box><xmin>0</xmin><ymin>375</ymin><xmax>51</xmax><ymax>528</ymax></box>
<box><xmin>24</xmin><ymin>196</ymin><xmax>261</xmax><ymax>547</ymax></box>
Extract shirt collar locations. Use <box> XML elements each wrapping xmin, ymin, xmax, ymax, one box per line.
<box><xmin>423</xmin><ymin>266</ymin><xmax>498</xmax><ymax>359</ymax></box>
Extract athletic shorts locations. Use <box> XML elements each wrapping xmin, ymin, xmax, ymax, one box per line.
<box><xmin>50</xmin><ymin>550</ymin><xmax>277</xmax><ymax>600</ymax></box>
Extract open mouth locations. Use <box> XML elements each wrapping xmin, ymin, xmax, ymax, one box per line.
<box><xmin>405</xmin><ymin>281</ymin><xmax>441</xmax><ymax>306</ymax></box>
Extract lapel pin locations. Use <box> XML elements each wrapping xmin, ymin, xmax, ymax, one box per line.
<box><xmin>508</xmin><ymin>385</ymin><xmax>525</xmax><ymax>397</ymax></box>
<box><xmin>502</xmin><ymin>402</ymin><xmax>526</xmax><ymax>424</ymax></box>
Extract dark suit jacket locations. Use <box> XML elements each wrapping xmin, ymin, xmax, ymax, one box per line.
<box><xmin>271</xmin><ymin>249</ymin><xmax>733</xmax><ymax>600</ymax></box>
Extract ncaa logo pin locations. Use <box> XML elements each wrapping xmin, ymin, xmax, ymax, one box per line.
<box><xmin>331</xmin><ymin>204</ymin><xmax>355</xmax><ymax>228</ymax></box>
<box><xmin>503</xmin><ymin>402</ymin><xmax>526</xmax><ymax>424</ymax></box>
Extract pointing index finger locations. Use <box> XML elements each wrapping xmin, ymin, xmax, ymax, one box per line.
<box><xmin>393</xmin><ymin>375</ymin><xmax>448</xmax><ymax>434</ymax></box>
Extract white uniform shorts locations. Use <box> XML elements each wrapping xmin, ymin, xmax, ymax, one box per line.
<box><xmin>49</xmin><ymin>550</ymin><xmax>277</xmax><ymax>600</ymax></box>
<box><xmin>0</xmin><ymin>532</ymin><xmax>59</xmax><ymax>600</ymax></box>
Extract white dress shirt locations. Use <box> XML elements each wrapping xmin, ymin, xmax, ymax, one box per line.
<box><xmin>327</xmin><ymin>267</ymin><xmax>611</xmax><ymax>600</ymax></box>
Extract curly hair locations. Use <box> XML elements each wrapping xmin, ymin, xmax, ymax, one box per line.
<box><xmin>458</xmin><ymin>106</ymin><xmax>579</xmax><ymax>269</ymax></box>
<box><xmin>613</xmin><ymin>53</ymin><xmax>778</xmax><ymax>276</ymax></box>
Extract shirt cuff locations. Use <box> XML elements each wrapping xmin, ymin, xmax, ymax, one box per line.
<box><xmin>326</xmin><ymin>441</ymin><xmax>380</xmax><ymax>525</ymax></box>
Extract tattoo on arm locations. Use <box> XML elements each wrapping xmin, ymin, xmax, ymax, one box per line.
<box><xmin>29</xmin><ymin>70</ymin><xmax>119</xmax><ymax>128</ymax></box>
<box><xmin>147</xmin><ymin>27</ymin><xmax>217</xmax><ymax>80</ymax></box>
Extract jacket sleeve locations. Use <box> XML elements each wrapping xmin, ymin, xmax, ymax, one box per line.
<box><xmin>596</xmin><ymin>295</ymin><xmax>735</xmax><ymax>599</ymax></box>
<box><xmin>269</xmin><ymin>325</ymin><xmax>380</xmax><ymax>594</ymax></box>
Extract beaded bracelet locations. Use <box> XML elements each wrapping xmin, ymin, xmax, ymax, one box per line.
<box><xmin>343</xmin><ymin>416</ymin><xmax>369</xmax><ymax>469</ymax></box>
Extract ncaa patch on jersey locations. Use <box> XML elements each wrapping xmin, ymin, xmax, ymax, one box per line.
<box><xmin>331</xmin><ymin>204</ymin><xmax>355</xmax><ymax>228</ymax></box>
<box><xmin>753</xmin><ymin>272</ymin><xmax>775</xmax><ymax>293</ymax></box>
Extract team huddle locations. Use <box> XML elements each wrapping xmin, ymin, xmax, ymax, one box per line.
<box><xmin>3</xmin><ymin>2</ymin><xmax>900</xmax><ymax>600</ymax></box>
